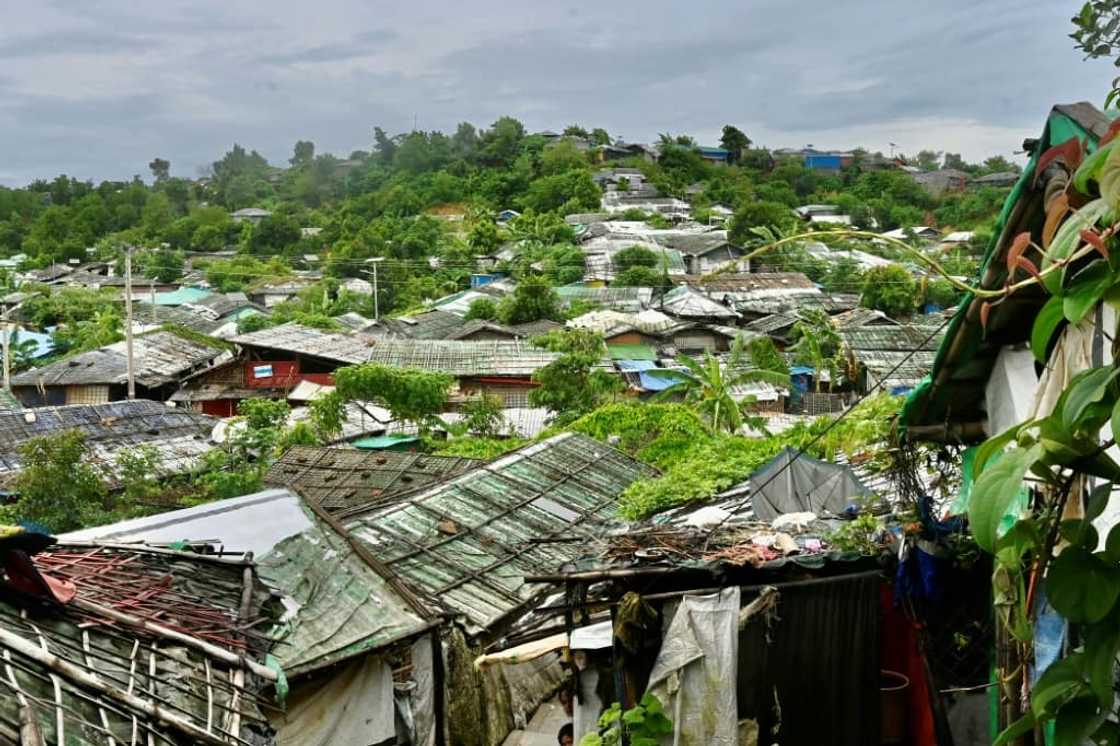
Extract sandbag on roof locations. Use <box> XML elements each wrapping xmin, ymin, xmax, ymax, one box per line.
<box><xmin>749</xmin><ymin>447</ymin><xmax>874</xmax><ymax>521</ymax></box>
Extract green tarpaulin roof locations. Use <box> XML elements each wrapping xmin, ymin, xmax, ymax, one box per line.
<box><xmin>608</xmin><ymin>343</ymin><xmax>657</xmax><ymax>360</ymax></box>
<box><xmin>900</xmin><ymin>102</ymin><xmax>1117</xmax><ymax>440</ymax></box>
<box><xmin>351</xmin><ymin>434</ymin><xmax>420</xmax><ymax>450</ymax></box>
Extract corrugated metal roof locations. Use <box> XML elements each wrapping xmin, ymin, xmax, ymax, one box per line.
<box><xmin>230</xmin><ymin>322</ymin><xmax>371</xmax><ymax>364</ymax></box>
<box><xmin>60</xmin><ymin>489</ymin><xmax>433</xmax><ymax>679</ymax></box>
<box><xmin>841</xmin><ymin>325</ymin><xmax>943</xmax><ymax>352</ymax></box>
<box><xmin>661</xmin><ymin>286</ymin><xmax>738</xmax><ymax>319</ymax></box>
<box><xmin>373</xmin><ymin>310</ymin><xmax>467</xmax><ymax>340</ymax></box>
<box><xmin>11</xmin><ymin>330</ymin><xmax>228</xmax><ymax>388</ymax></box>
<box><xmin>265</xmin><ymin>445</ymin><xmax>482</xmax><ymax>515</ymax></box>
<box><xmin>342</xmin><ymin>432</ymin><xmax>658</xmax><ymax>635</ymax></box>
<box><xmin>365</xmin><ymin>338</ymin><xmax>564</xmax><ymax>377</ymax></box>
<box><xmin>554</xmin><ymin>286</ymin><xmax>653</xmax><ymax>312</ymax></box>
<box><xmin>0</xmin><ymin>400</ymin><xmax>216</xmax><ymax>484</ymax></box>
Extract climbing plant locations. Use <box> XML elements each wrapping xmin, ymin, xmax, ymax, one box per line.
<box><xmin>960</xmin><ymin>124</ymin><xmax>1120</xmax><ymax>743</ymax></box>
<box><xmin>579</xmin><ymin>694</ymin><xmax>673</xmax><ymax>746</ymax></box>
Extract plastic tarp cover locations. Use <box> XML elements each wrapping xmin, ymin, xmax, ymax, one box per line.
<box><xmin>617</xmin><ymin>359</ymin><xmax>685</xmax><ymax>392</ymax></box>
<box><xmin>410</xmin><ymin>635</ymin><xmax>436</xmax><ymax>746</ymax></box>
<box><xmin>749</xmin><ymin>447</ymin><xmax>873</xmax><ymax>521</ymax></box>
<box><xmin>646</xmin><ymin>587</ymin><xmax>740</xmax><ymax>746</ymax></box>
<box><xmin>983</xmin><ymin>347</ymin><xmax>1038</xmax><ymax>437</ymax></box>
<box><xmin>274</xmin><ymin>654</ymin><xmax>395</xmax><ymax>746</ymax></box>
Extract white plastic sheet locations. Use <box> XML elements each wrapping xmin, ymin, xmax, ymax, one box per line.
<box><xmin>983</xmin><ymin>346</ymin><xmax>1038</xmax><ymax>437</ymax></box>
<box><xmin>274</xmin><ymin>654</ymin><xmax>395</xmax><ymax>746</ymax></box>
<box><xmin>646</xmin><ymin>587</ymin><xmax>740</xmax><ymax>746</ymax></box>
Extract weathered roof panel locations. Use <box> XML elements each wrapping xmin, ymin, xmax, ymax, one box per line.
<box><xmin>230</xmin><ymin>323</ymin><xmax>371</xmax><ymax>364</ymax></box>
<box><xmin>342</xmin><ymin>432</ymin><xmax>657</xmax><ymax>635</ymax></box>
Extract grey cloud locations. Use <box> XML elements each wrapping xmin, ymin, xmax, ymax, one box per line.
<box><xmin>258</xmin><ymin>29</ymin><xmax>399</xmax><ymax>65</ymax></box>
<box><xmin>0</xmin><ymin>0</ymin><xmax>1116</xmax><ymax>185</ymax></box>
<box><xmin>0</xmin><ymin>29</ymin><xmax>154</xmax><ymax>58</ymax></box>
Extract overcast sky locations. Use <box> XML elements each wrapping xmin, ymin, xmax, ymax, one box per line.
<box><xmin>0</xmin><ymin>0</ymin><xmax>1115</xmax><ymax>186</ymax></box>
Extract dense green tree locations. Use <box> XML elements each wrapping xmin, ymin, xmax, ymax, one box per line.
<box><xmin>719</xmin><ymin>125</ymin><xmax>751</xmax><ymax>164</ymax></box>
<box><xmin>613</xmin><ymin>266</ymin><xmax>662</xmax><ymax>287</ymax></box>
<box><xmin>860</xmin><ymin>264</ymin><xmax>918</xmax><ymax>318</ymax></box>
<box><xmin>3</xmin><ymin>431</ymin><xmax>109</xmax><ymax>532</ymax></box>
<box><xmin>497</xmin><ymin>274</ymin><xmax>561</xmax><ymax>324</ymax></box>
<box><xmin>612</xmin><ymin>245</ymin><xmax>658</xmax><ymax>271</ymax></box>
<box><xmin>290</xmin><ymin>140</ymin><xmax>316</xmax><ymax>167</ymax></box>
<box><xmin>728</xmin><ymin>201</ymin><xmax>797</xmax><ymax>243</ymax></box>
<box><xmin>522</xmin><ymin>170</ymin><xmax>600</xmax><ymax>213</ymax></box>
<box><xmin>148</xmin><ymin>158</ymin><xmax>171</xmax><ymax>182</ymax></box>
<box><xmin>464</xmin><ymin>297</ymin><xmax>498</xmax><ymax>321</ymax></box>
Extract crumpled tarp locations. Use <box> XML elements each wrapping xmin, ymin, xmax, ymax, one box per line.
<box><xmin>274</xmin><ymin>654</ymin><xmax>395</xmax><ymax>746</ymax></box>
<box><xmin>748</xmin><ymin>447</ymin><xmax>873</xmax><ymax>521</ymax></box>
<box><xmin>646</xmin><ymin>587</ymin><xmax>740</xmax><ymax>746</ymax></box>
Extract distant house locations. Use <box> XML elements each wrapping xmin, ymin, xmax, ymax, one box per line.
<box><xmin>0</xmin><ymin>399</ymin><xmax>217</xmax><ymax>485</ymax></box>
<box><xmin>10</xmin><ymin>329</ymin><xmax>230</xmax><ymax>407</ymax></box>
<box><xmin>697</xmin><ymin>146</ymin><xmax>731</xmax><ymax>165</ymax></box>
<box><xmin>364</xmin><ymin>338</ymin><xmax>575</xmax><ymax>406</ymax></box>
<box><xmin>656</xmin><ymin>233</ymin><xmax>747</xmax><ymax>275</ymax></box>
<box><xmin>247</xmin><ymin>280</ymin><xmax>314</xmax><ymax>308</ymax></box>
<box><xmin>969</xmin><ymin>171</ymin><xmax>1020</xmax><ymax>188</ymax></box>
<box><xmin>496</xmin><ymin>209</ymin><xmax>521</xmax><ymax>223</ymax></box>
<box><xmin>841</xmin><ymin>325</ymin><xmax>945</xmax><ymax>395</ymax></box>
<box><xmin>879</xmin><ymin>226</ymin><xmax>941</xmax><ymax>241</ymax></box>
<box><xmin>775</xmin><ymin>148</ymin><xmax>855</xmax><ymax>172</ymax></box>
<box><xmin>659</xmin><ymin>285</ymin><xmax>739</xmax><ymax>322</ymax></box>
<box><xmin>230</xmin><ymin>207</ymin><xmax>272</xmax><ymax>224</ymax></box>
<box><xmin>912</xmin><ymin>169</ymin><xmax>969</xmax><ymax>197</ymax></box>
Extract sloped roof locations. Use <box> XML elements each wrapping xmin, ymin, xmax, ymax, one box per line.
<box><xmin>342</xmin><ymin>432</ymin><xmax>658</xmax><ymax>635</ymax></box>
<box><xmin>374</xmin><ymin>310</ymin><xmax>467</xmax><ymax>340</ymax></box>
<box><xmin>230</xmin><ymin>323</ymin><xmax>371</xmax><ymax>364</ymax></box>
<box><xmin>11</xmin><ymin>330</ymin><xmax>228</xmax><ymax>389</ymax></box>
<box><xmin>365</xmin><ymin>338</ymin><xmax>564</xmax><ymax>377</ymax></box>
<box><xmin>0</xmin><ymin>400</ymin><xmax>216</xmax><ymax>484</ymax></box>
<box><xmin>743</xmin><ymin>313</ymin><xmax>800</xmax><ymax>335</ymax></box>
<box><xmin>264</xmin><ymin>445</ymin><xmax>482</xmax><ymax>515</ymax></box>
<box><xmin>687</xmin><ymin>272</ymin><xmax>817</xmax><ymax>294</ymax></box>
<box><xmin>555</xmin><ymin>285</ymin><xmax>653</xmax><ymax>312</ymax></box>
<box><xmin>841</xmin><ymin>325</ymin><xmax>943</xmax><ymax>352</ymax></box>
<box><xmin>0</xmin><ymin>541</ymin><xmax>275</xmax><ymax>744</ymax></box>
<box><xmin>61</xmin><ymin>489</ymin><xmax>434</xmax><ymax>679</ymax></box>
<box><xmin>661</xmin><ymin>286</ymin><xmax>738</xmax><ymax>319</ymax></box>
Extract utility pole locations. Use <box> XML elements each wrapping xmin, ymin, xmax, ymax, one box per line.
<box><xmin>2</xmin><ymin>308</ymin><xmax>9</xmax><ymax>392</ymax></box>
<box><xmin>366</xmin><ymin>257</ymin><xmax>386</xmax><ymax>321</ymax></box>
<box><xmin>125</xmin><ymin>246</ymin><xmax>136</xmax><ymax>399</ymax></box>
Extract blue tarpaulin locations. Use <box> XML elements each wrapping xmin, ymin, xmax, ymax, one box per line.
<box><xmin>617</xmin><ymin>360</ymin><xmax>686</xmax><ymax>392</ymax></box>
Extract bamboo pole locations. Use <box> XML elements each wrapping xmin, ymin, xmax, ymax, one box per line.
<box><xmin>68</xmin><ymin>597</ymin><xmax>277</xmax><ymax>683</ymax></box>
<box><xmin>0</xmin><ymin>626</ymin><xmax>232</xmax><ymax>746</ymax></box>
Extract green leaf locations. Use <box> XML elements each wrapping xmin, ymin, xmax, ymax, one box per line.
<box><xmin>1032</xmin><ymin>295</ymin><xmax>1067</xmax><ymax>363</ymax></box>
<box><xmin>1084</xmin><ymin>623</ymin><xmax>1120</xmax><ymax>707</ymax></box>
<box><xmin>1074</xmin><ymin>143</ymin><xmax>1120</xmax><ymax>195</ymax></box>
<box><xmin>996</xmin><ymin>519</ymin><xmax>1042</xmax><ymax>565</ymax></box>
<box><xmin>1053</xmin><ymin>696</ymin><xmax>1107</xmax><ymax>746</ymax></box>
<box><xmin>1047</xmin><ymin>547</ymin><xmax>1120</xmax><ymax>623</ymax></box>
<box><xmin>1062</xmin><ymin>367</ymin><xmax>1120</xmax><ymax>430</ymax></box>
<box><xmin>1059</xmin><ymin>519</ymin><xmax>1100</xmax><ymax>550</ymax></box>
<box><xmin>993</xmin><ymin>712</ymin><xmax>1037</xmax><ymax>745</ymax></box>
<box><xmin>975</xmin><ymin>421</ymin><xmax>1032</xmax><ymax>477</ymax></box>
<box><xmin>1032</xmin><ymin>655</ymin><xmax>1088</xmax><ymax>718</ymax></box>
<box><xmin>1047</xmin><ymin>199</ymin><xmax>1110</xmax><ymax>293</ymax></box>
<box><xmin>1110</xmin><ymin>397</ymin><xmax>1120</xmax><ymax>448</ymax></box>
<box><xmin>1063</xmin><ymin>260</ymin><xmax>1116</xmax><ymax>323</ymax></box>
<box><xmin>1090</xmin><ymin>721</ymin><xmax>1120</xmax><ymax>746</ymax></box>
<box><xmin>1087</xmin><ymin>482</ymin><xmax>1114</xmax><ymax>523</ymax></box>
<box><xmin>969</xmin><ymin>444</ymin><xmax>1040</xmax><ymax>552</ymax></box>
<box><xmin>1105</xmin><ymin>523</ymin><xmax>1120</xmax><ymax>562</ymax></box>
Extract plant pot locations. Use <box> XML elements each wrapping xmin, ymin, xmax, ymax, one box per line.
<box><xmin>881</xmin><ymin>669</ymin><xmax>910</xmax><ymax>745</ymax></box>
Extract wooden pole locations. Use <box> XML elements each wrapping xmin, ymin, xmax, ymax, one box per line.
<box><xmin>0</xmin><ymin>626</ymin><xmax>232</xmax><ymax>746</ymax></box>
<box><xmin>125</xmin><ymin>247</ymin><xmax>136</xmax><ymax>399</ymax></box>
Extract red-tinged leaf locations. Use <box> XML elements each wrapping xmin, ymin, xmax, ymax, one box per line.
<box><xmin>1006</xmin><ymin>232</ymin><xmax>1032</xmax><ymax>273</ymax></box>
<box><xmin>980</xmin><ymin>301</ymin><xmax>993</xmax><ymax>330</ymax></box>
<box><xmin>1042</xmin><ymin>193</ymin><xmax>1070</xmax><ymax>249</ymax></box>
<box><xmin>1016</xmin><ymin>256</ymin><xmax>1043</xmax><ymax>282</ymax></box>
<box><xmin>1036</xmin><ymin>138</ymin><xmax>1085</xmax><ymax>183</ymax></box>
<box><xmin>1101</xmin><ymin>118</ymin><xmax>1120</xmax><ymax>148</ymax></box>
<box><xmin>1082</xmin><ymin>228</ymin><xmax>1110</xmax><ymax>259</ymax></box>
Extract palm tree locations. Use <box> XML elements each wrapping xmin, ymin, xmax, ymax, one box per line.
<box><xmin>650</xmin><ymin>352</ymin><xmax>789</xmax><ymax>434</ymax></box>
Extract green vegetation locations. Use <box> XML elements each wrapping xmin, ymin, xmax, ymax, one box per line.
<box><xmin>565</xmin><ymin>394</ymin><xmax>900</xmax><ymax>519</ymax></box>
<box><xmin>860</xmin><ymin>264</ymin><xmax>919</xmax><ymax>318</ymax></box>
